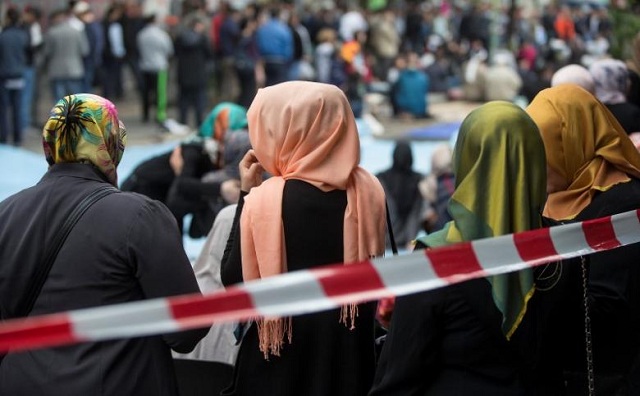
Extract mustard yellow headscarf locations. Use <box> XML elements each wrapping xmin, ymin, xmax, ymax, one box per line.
<box><xmin>418</xmin><ymin>101</ymin><xmax>547</xmax><ymax>339</ymax></box>
<box><xmin>526</xmin><ymin>84</ymin><xmax>640</xmax><ymax>221</ymax></box>
<box><xmin>43</xmin><ymin>94</ymin><xmax>127</xmax><ymax>186</ymax></box>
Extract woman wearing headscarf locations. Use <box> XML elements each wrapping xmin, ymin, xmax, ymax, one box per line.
<box><xmin>0</xmin><ymin>94</ymin><xmax>207</xmax><ymax>395</ymax></box>
<box><xmin>550</xmin><ymin>63</ymin><xmax>595</xmax><ymax>94</ymax></box>
<box><xmin>589</xmin><ymin>58</ymin><xmax>640</xmax><ymax>134</ymax></box>
<box><xmin>121</xmin><ymin>102</ymin><xmax>248</xmax><ymax>237</ymax></box>
<box><xmin>369</xmin><ymin>101</ymin><xmax>547</xmax><ymax>395</ymax></box>
<box><xmin>526</xmin><ymin>84</ymin><xmax>640</xmax><ymax>395</ymax></box>
<box><xmin>376</xmin><ymin>141</ymin><xmax>424</xmax><ymax>249</ymax></box>
<box><xmin>220</xmin><ymin>81</ymin><xmax>387</xmax><ymax>395</ymax></box>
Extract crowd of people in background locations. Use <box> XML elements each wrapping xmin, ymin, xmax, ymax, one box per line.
<box><xmin>1</xmin><ymin>0</ymin><xmax>639</xmax><ymax>146</ymax></box>
<box><xmin>2</xmin><ymin>0</ymin><xmax>640</xmax><ymax>395</ymax></box>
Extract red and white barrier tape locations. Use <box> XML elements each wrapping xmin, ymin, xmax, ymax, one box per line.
<box><xmin>1</xmin><ymin>209</ymin><xmax>639</xmax><ymax>354</ymax></box>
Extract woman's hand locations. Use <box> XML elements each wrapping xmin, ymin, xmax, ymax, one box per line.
<box><xmin>169</xmin><ymin>146</ymin><xmax>184</xmax><ymax>176</ymax></box>
<box><xmin>221</xmin><ymin>179</ymin><xmax>241</xmax><ymax>203</ymax></box>
<box><xmin>239</xmin><ymin>149</ymin><xmax>264</xmax><ymax>192</ymax></box>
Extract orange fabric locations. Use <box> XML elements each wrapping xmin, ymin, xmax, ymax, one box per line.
<box><xmin>554</xmin><ymin>15</ymin><xmax>576</xmax><ymax>41</ymax></box>
<box><xmin>340</xmin><ymin>40</ymin><xmax>361</xmax><ymax>64</ymax></box>
<box><xmin>241</xmin><ymin>81</ymin><xmax>387</xmax><ymax>283</ymax></box>
<box><xmin>526</xmin><ymin>84</ymin><xmax>640</xmax><ymax>220</ymax></box>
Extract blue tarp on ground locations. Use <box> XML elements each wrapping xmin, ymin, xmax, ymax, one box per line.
<box><xmin>405</xmin><ymin>121</ymin><xmax>461</xmax><ymax>141</ymax></box>
<box><xmin>0</xmin><ymin>134</ymin><xmax>443</xmax><ymax>259</ymax></box>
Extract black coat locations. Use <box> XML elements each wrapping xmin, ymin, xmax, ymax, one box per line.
<box><xmin>606</xmin><ymin>102</ymin><xmax>640</xmax><ymax>135</ymax></box>
<box><xmin>175</xmin><ymin>28</ymin><xmax>213</xmax><ymax>88</ymax></box>
<box><xmin>530</xmin><ymin>178</ymin><xmax>640</xmax><ymax>395</ymax></box>
<box><xmin>0</xmin><ymin>164</ymin><xmax>208</xmax><ymax>396</ymax></box>
<box><xmin>369</xmin><ymin>273</ymin><xmax>532</xmax><ymax>395</ymax></box>
<box><xmin>221</xmin><ymin>180</ymin><xmax>377</xmax><ymax>396</ymax></box>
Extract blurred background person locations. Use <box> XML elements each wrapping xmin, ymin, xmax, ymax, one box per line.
<box><xmin>43</xmin><ymin>8</ymin><xmax>88</xmax><ymax>103</ymax></box>
<box><xmin>21</xmin><ymin>5</ymin><xmax>43</xmax><ymax>130</ymax></box>
<box><xmin>550</xmin><ymin>63</ymin><xmax>595</xmax><ymax>94</ymax></box>
<box><xmin>376</xmin><ymin>141</ymin><xmax>424</xmax><ymax>250</ymax></box>
<box><xmin>391</xmin><ymin>51</ymin><xmax>430</xmax><ymax>119</ymax></box>
<box><xmin>419</xmin><ymin>143</ymin><xmax>455</xmax><ymax>233</ymax></box>
<box><xmin>137</xmin><ymin>12</ymin><xmax>174</xmax><ymax>126</ymax></box>
<box><xmin>0</xmin><ymin>7</ymin><xmax>29</xmax><ymax>146</ymax></box>
<box><xmin>74</xmin><ymin>1</ymin><xmax>103</xmax><ymax>94</ymax></box>
<box><xmin>174</xmin><ymin>17</ymin><xmax>213</xmax><ymax>129</ymax></box>
<box><xmin>484</xmin><ymin>49</ymin><xmax>522</xmax><ymax>102</ymax></box>
<box><xmin>102</xmin><ymin>3</ymin><xmax>126</xmax><ymax>100</ymax></box>
<box><xmin>589</xmin><ymin>58</ymin><xmax>640</xmax><ymax>134</ymax></box>
<box><xmin>256</xmin><ymin>7</ymin><xmax>293</xmax><ymax>87</ymax></box>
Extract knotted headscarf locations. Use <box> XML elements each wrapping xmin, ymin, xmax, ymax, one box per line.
<box><xmin>42</xmin><ymin>94</ymin><xmax>126</xmax><ymax>186</ymax></box>
<box><xmin>419</xmin><ymin>101</ymin><xmax>547</xmax><ymax>339</ymax></box>
<box><xmin>241</xmin><ymin>81</ymin><xmax>386</xmax><ymax>358</ymax></box>
<box><xmin>526</xmin><ymin>84</ymin><xmax>640</xmax><ymax>220</ymax></box>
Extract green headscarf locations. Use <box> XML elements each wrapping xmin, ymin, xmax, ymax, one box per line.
<box><xmin>198</xmin><ymin>102</ymin><xmax>248</xmax><ymax>141</ymax></box>
<box><xmin>418</xmin><ymin>101</ymin><xmax>547</xmax><ymax>339</ymax></box>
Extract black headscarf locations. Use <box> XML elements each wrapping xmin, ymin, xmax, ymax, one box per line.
<box><xmin>376</xmin><ymin>141</ymin><xmax>423</xmax><ymax>221</ymax></box>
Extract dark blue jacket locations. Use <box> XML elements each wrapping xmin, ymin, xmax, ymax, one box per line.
<box><xmin>0</xmin><ymin>25</ymin><xmax>29</xmax><ymax>79</ymax></box>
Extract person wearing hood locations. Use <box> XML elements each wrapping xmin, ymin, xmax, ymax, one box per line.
<box><xmin>175</xmin><ymin>17</ymin><xmax>213</xmax><ymax>128</ymax></box>
<box><xmin>376</xmin><ymin>141</ymin><xmax>425</xmax><ymax>249</ymax></box>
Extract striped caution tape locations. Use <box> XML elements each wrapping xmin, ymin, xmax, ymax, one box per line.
<box><xmin>1</xmin><ymin>209</ymin><xmax>639</xmax><ymax>354</ymax></box>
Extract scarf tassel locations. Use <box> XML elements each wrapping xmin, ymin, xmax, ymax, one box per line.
<box><xmin>257</xmin><ymin>304</ymin><xmax>359</xmax><ymax>359</ymax></box>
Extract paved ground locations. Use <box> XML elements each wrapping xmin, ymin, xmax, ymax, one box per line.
<box><xmin>17</xmin><ymin>89</ymin><xmax>481</xmax><ymax>154</ymax></box>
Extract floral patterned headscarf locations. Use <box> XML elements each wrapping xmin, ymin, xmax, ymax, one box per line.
<box><xmin>42</xmin><ymin>94</ymin><xmax>127</xmax><ymax>186</ymax></box>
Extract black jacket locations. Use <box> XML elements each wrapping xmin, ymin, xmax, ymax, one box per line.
<box><xmin>0</xmin><ymin>164</ymin><xmax>208</xmax><ymax>396</ymax></box>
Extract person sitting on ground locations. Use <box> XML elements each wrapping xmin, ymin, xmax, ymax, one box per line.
<box><xmin>483</xmin><ymin>49</ymin><xmax>523</xmax><ymax>102</ymax></box>
<box><xmin>391</xmin><ymin>51</ymin><xmax>431</xmax><ymax>119</ymax></box>
<box><xmin>121</xmin><ymin>102</ymin><xmax>248</xmax><ymax>237</ymax></box>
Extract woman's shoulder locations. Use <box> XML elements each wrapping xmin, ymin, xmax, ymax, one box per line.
<box><xmin>576</xmin><ymin>178</ymin><xmax>640</xmax><ymax>220</ymax></box>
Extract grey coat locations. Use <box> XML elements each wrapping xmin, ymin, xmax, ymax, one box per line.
<box><xmin>43</xmin><ymin>21</ymin><xmax>89</xmax><ymax>79</ymax></box>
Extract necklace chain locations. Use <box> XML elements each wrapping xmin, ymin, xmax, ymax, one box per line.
<box><xmin>581</xmin><ymin>256</ymin><xmax>595</xmax><ymax>395</ymax></box>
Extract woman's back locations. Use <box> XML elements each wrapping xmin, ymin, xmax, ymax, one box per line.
<box><xmin>222</xmin><ymin>180</ymin><xmax>376</xmax><ymax>396</ymax></box>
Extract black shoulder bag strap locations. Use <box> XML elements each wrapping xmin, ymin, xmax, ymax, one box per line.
<box><xmin>386</xmin><ymin>202</ymin><xmax>398</xmax><ymax>255</ymax></box>
<box><xmin>18</xmin><ymin>185</ymin><xmax>118</xmax><ymax>318</ymax></box>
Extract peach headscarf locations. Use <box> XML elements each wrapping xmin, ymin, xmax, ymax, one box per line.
<box><xmin>526</xmin><ymin>84</ymin><xmax>640</xmax><ymax>221</ymax></box>
<box><xmin>241</xmin><ymin>81</ymin><xmax>387</xmax><ymax>357</ymax></box>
